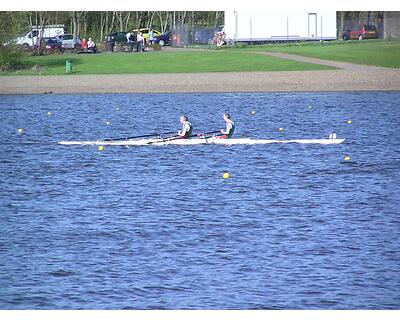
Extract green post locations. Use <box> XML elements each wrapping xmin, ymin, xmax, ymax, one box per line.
<box><xmin>66</xmin><ymin>60</ymin><xmax>72</xmax><ymax>74</ymax></box>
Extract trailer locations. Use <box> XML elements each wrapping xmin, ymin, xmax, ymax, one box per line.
<box><xmin>224</xmin><ymin>11</ymin><xmax>337</xmax><ymax>43</ymax></box>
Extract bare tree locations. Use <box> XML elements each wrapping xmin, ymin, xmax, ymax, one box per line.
<box><xmin>108</xmin><ymin>11</ymin><xmax>116</xmax><ymax>33</ymax></box>
<box><xmin>117</xmin><ymin>11</ymin><xmax>130</xmax><ymax>31</ymax></box>
<box><xmin>100</xmin><ymin>11</ymin><xmax>106</xmax><ymax>41</ymax></box>
<box><xmin>157</xmin><ymin>11</ymin><xmax>171</xmax><ymax>33</ymax></box>
<box><xmin>338</xmin><ymin>11</ymin><xmax>345</xmax><ymax>39</ymax></box>
<box><xmin>124</xmin><ymin>12</ymin><xmax>131</xmax><ymax>31</ymax></box>
<box><xmin>36</xmin><ymin>11</ymin><xmax>50</xmax><ymax>55</ymax></box>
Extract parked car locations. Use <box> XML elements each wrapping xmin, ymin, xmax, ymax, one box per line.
<box><xmin>105</xmin><ymin>31</ymin><xmax>128</xmax><ymax>45</ymax></box>
<box><xmin>45</xmin><ymin>38</ymin><xmax>63</xmax><ymax>51</ymax></box>
<box><xmin>132</xmin><ymin>28</ymin><xmax>161</xmax><ymax>43</ymax></box>
<box><xmin>57</xmin><ymin>34</ymin><xmax>81</xmax><ymax>48</ymax></box>
<box><xmin>342</xmin><ymin>24</ymin><xmax>378</xmax><ymax>40</ymax></box>
<box><xmin>155</xmin><ymin>31</ymin><xmax>172</xmax><ymax>46</ymax></box>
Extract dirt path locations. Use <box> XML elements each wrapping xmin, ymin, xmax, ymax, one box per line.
<box><xmin>256</xmin><ymin>51</ymin><xmax>387</xmax><ymax>71</ymax></box>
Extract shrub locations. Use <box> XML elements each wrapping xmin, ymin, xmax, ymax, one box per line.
<box><xmin>0</xmin><ymin>45</ymin><xmax>24</xmax><ymax>71</ymax></box>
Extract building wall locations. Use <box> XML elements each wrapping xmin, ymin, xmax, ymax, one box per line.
<box><xmin>224</xmin><ymin>11</ymin><xmax>337</xmax><ymax>42</ymax></box>
<box><xmin>384</xmin><ymin>12</ymin><xmax>400</xmax><ymax>39</ymax></box>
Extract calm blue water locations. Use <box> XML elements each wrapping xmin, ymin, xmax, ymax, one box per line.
<box><xmin>0</xmin><ymin>92</ymin><xmax>400</xmax><ymax>309</ymax></box>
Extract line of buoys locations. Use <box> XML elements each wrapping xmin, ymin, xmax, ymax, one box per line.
<box><xmin>246</xmin><ymin>104</ymin><xmax>356</xmax><ymax>165</ymax></box>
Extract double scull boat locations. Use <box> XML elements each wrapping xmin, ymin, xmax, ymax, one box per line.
<box><xmin>58</xmin><ymin>136</ymin><xmax>345</xmax><ymax>146</ymax></box>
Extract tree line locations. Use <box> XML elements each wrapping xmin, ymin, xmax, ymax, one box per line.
<box><xmin>337</xmin><ymin>11</ymin><xmax>384</xmax><ymax>37</ymax></box>
<box><xmin>1</xmin><ymin>11</ymin><xmax>387</xmax><ymax>45</ymax></box>
<box><xmin>0</xmin><ymin>11</ymin><xmax>224</xmax><ymax>44</ymax></box>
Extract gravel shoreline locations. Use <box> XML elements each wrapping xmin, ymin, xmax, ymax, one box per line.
<box><xmin>1</xmin><ymin>52</ymin><xmax>399</xmax><ymax>94</ymax></box>
<box><xmin>1</xmin><ymin>69</ymin><xmax>399</xmax><ymax>94</ymax></box>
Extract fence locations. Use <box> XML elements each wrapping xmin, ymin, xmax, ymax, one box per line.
<box><xmin>171</xmin><ymin>24</ymin><xmax>222</xmax><ymax>47</ymax></box>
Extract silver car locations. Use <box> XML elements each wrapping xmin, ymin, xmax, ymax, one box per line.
<box><xmin>58</xmin><ymin>34</ymin><xmax>81</xmax><ymax>49</ymax></box>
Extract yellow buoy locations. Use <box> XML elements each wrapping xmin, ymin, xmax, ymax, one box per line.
<box><xmin>47</xmin><ymin>111</ymin><xmax>52</xmax><ymax>116</ymax></box>
<box><xmin>279</xmin><ymin>127</ymin><xmax>284</xmax><ymax>132</ymax></box>
<box><xmin>250</xmin><ymin>110</ymin><xmax>256</xmax><ymax>115</ymax></box>
<box><xmin>344</xmin><ymin>156</ymin><xmax>351</xmax><ymax>161</ymax></box>
<box><xmin>18</xmin><ymin>128</ymin><xmax>24</xmax><ymax>134</ymax></box>
<box><xmin>223</xmin><ymin>171</ymin><xmax>231</xmax><ymax>179</ymax></box>
<box><xmin>98</xmin><ymin>146</ymin><xmax>105</xmax><ymax>151</ymax></box>
<box><xmin>347</xmin><ymin>120</ymin><xmax>352</xmax><ymax>124</ymax></box>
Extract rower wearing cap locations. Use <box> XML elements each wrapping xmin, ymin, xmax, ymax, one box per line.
<box><xmin>178</xmin><ymin>115</ymin><xmax>193</xmax><ymax>139</ymax></box>
<box><xmin>217</xmin><ymin>113</ymin><xmax>235</xmax><ymax>139</ymax></box>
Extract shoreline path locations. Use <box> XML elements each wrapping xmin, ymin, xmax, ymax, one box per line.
<box><xmin>0</xmin><ymin>51</ymin><xmax>399</xmax><ymax>94</ymax></box>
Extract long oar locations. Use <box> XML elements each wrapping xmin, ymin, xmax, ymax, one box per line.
<box><xmin>104</xmin><ymin>131</ymin><xmax>176</xmax><ymax>141</ymax></box>
<box><xmin>195</xmin><ymin>130</ymin><xmax>221</xmax><ymax>137</ymax></box>
<box><xmin>146</xmin><ymin>130</ymin><xmax>221</xmax><ymax>145</ymax></box>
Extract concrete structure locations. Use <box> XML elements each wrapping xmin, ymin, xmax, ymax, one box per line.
<box><xmin>224</xmin><ymin>11</ymin><xmax>337</xmax><ymax>42</ymax></box>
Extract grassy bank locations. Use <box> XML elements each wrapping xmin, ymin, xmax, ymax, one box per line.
<box><xmin>234</xmin><ymin>40</ymin><xmax>400</xmax><ymax>68</ymax></box>
<box><xmin>2</xmin><ymin>50</ymin><xmax>333</xmax><ymax>75</ymax></box>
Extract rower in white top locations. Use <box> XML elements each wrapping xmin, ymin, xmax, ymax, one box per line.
<box><xmin>216</xmin><ymin>113</ymin><xmax>235</xmax><ymax>139</ymax></box>
<box><xmin>178</xmin><ymin>115</ymin><xmax>193</xmax><ymax>139</ymax></box>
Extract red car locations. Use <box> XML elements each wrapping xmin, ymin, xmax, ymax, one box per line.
<box><xmin>342</xmin><ymin>24</ymin><xmax>378</xmax><ymax>40</ymax></box>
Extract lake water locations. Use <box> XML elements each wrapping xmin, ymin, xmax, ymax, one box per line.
<box><xmin>0</xmin><ymin>92</ymin><xmax>399</xmax><ymax>309</ymax></box>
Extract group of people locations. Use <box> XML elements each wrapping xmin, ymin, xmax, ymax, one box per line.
<box><xmin>177</xmin><ymin>113</ymin><xmax>235</xmax><ymax>139</ymax></box>
<box><xmin>81</xmin><ymin>37</ymin><xmax>97</xmax><ymax>53</ymax></box>
<box><xmin>126</xmin><ymin>29</ymin><xmax>155</xmax><ymax>52</ymax></box>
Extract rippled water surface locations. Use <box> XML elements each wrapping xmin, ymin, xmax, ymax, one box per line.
<box><xmin>1</xmin><ymin>92</ymin><xmax>400</xmax><ymax>309</ymax></box>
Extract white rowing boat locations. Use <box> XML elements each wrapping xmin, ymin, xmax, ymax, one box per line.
<box><xmin>58</xmin><ymin>137</ymin><xmax>345</xmax><ymax>146</ymax></box>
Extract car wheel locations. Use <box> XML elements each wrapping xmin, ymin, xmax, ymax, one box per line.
<box><xmin>22</xmin><ymin>43</ymin><xmax>30</xmax><ymax>50</ymax></box>
<box><xmin>358</xmin><ymin>35</ymin><xmax>363</xmax><ymax>40</ymax></box>
<box><xmin>158</xmin><ymin>39</ymin><xmax>165</xmax><ymax>46</ymax></box>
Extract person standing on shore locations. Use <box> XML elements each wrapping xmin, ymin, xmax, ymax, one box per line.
<box><xmin>178</xmin><ymin>115</ymin><xmax>193</xmax><ymax>139</ymax></box>
<box><xmin>148</xmin><ymin>29</ymin><xmax>155</xmax><ymax>46</ymax></box>
<box><xmin>137</xmin><ymin>32</ymin><xmax>145</xmax><ymax>51</ymax></box>
<box><xmin>126</xmin><ymin>32</ymin><xmax>133</xmax><ymax>51</ymax></box>
<box><xmin>217</xmin><ymin>113</ymin><xmax>235</xmax><ymax>139</ymax></box>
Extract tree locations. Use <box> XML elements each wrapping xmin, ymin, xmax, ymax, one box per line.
<box><xmin>338</xmin><ymin>11</ymin><xmax>345</xmax><ymax>39</ymax></box>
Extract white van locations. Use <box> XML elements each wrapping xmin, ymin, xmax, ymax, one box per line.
<box><xmin>13</xmin><ymin>25</ymin><xmax>66</xmax><ymax>48</ymax></box>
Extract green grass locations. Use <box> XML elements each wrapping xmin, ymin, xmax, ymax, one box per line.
<box><xmin>232</xmin><ymin>40</ymin><xmax>400</xmax><ymax>68</ymax></box>
<box><xmin>2</xmin><ymin>50</ymin><xmax>333</xmax><ymax>75</ymax></box>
